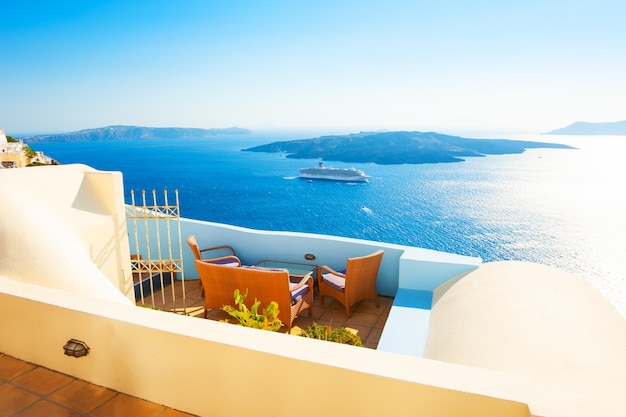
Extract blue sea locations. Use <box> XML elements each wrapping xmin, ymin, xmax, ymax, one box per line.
<box><xmin>32</xmin><ymin>131</ymin><xmax>626</xmax><ymax>316</ymax></box>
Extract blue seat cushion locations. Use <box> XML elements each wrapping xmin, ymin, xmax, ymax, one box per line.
<box><xmin>209</xmin><ymin>258</ymin><xmax>240</xmax><ymax>267</ymax></box>
<box><xmin>321</xmin><ymin>272</ymin><xmax>345</xmax><ymax>292</ymax></box>
<box><xmin>289</xmin><ymin>283</ymin><xmax>309</xmax><ymax>305</ymax></box>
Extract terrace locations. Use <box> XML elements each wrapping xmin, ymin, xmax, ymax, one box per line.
<box><xmin>141</xmin><ymin>278</ymin><xmax>394</xmax><ymax>349</ymax></box>
<box><xmin>2</xmin><ymin>164</ymin><xmax>625</xmax><ymax>417</ymax></box>
<box><xmin>1</xmin><ymin>293</ymin><xmax>393</xmax><ymax>417</ymax></box>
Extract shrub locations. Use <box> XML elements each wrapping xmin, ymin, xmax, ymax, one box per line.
<box><xmin>298</xmin><ymin>322</ymin><xmax>364</xmax><ymax>346</ymax></box>
<box><xmin>221</xmin><ymin>289</ymin><xmax>283</xmax><ymax>331</ymax></box>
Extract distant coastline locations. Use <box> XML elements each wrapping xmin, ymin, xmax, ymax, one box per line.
<box><xmin>243</xmin><ymin>131</ymin><xmax>574</xmax><ymax>165</ymax></box>
<box><xmin>24</xmin><ymin>125</ymin><xmax>251</xmax><ymax>143</ymax></box>
<box><xmin>545</xmin><ymin>120</ymin><xmax>626</xmax><ymax>135</ymax></box>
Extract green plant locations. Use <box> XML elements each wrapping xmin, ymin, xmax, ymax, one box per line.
<box><xmin>221</xmin><ymin>289</ymin><xmax>283</xmax><ymax>331</ymax></box>
<box><xmin>23</xmin><ymin>145</ymin><xmax>36</xmax><ymax>158</ymax></box>
<box><xmin>298</xmin><ymin>321</ymin><xmax>364</xmax><ymax>346</ymax></box>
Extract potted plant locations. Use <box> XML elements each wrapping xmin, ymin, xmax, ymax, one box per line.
<box><xmin>297</xmin><ymin>321</ymin><xmax>364</xmax><ymax>347</ymax></box>
<box><xmin>221</xmin><ymin>289</ymin><xmax>283</xmax><ymax>331</ymax></box>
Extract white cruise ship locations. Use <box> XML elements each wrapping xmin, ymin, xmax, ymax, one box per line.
<box><xmin>299</xmin><ymin>162</ymin><xmax>370</xmax><ymax>182</ymax></box>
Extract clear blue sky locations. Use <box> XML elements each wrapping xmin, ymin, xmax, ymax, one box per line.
<box><xmin>1</xmin><ymin>0</ymin><xmax>625</xmax><ymax>135</ymax></box>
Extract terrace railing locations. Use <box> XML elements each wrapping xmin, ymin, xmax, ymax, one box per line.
<box><xmin>126</xmin><ymin>189</ymin><xmax>190</xmax><ymax>314</ymax></box>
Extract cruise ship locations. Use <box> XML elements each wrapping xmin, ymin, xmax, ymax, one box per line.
<box><xmin>299</xmin><ymin>162</ymin><xmax>370</xmax><ymax>182</ymax></box>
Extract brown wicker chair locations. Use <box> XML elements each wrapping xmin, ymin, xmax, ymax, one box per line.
<box><xmin>317</xmin><ymin>250</ymin><xmax>384</xmax><ymax>318</ymax></box>
<box><xmin>187</xmin><ymin>235</ymin><xmax>240</xmax><ymax>266</ymax></box>
<box><xmin>187</xmin><ymin>235</ymin><xmax>241</xmax><ymax>296</ymax></box>
<box><xmin>195</xmin><ymin>260</ymin><xmax>313</xmax><ymax>333</ymax></box>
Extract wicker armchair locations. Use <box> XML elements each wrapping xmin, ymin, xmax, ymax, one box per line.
<box><xmin>195</xmin><ymin>260</ymin><xmax>313</xmax><ymax>333</ymax></box>
<box><xmin>187</xmin><ymin>235</ymin><xmax>241</xmax><ymax>296</ymax></box>
<box><xmin>317</xmin><ymin>250</ymin><xmax>384</xmax><ymax>318</ymax></box>
<box><xmin>187</xmin><ymin>235</ymin><xmax>240</xmax><ymax>266</ymax></box>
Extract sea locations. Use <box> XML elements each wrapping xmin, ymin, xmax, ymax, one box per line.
<box><xmin>30</xmin><ymin>130</ymin><xmax>626</xmax><ymax>317</ymax></box>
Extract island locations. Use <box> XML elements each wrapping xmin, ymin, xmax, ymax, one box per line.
<box><xmin>24</xmin><ymin>125</ymin><xmax>251</xmax><ymax>142</ymax></box>
<box><xmin>242</xmin><ymin>131</ymin><xmax>574</xmax><ymax>165</ymax></box>
<box><xmin>545</xmin><ymin>120</ymin><xmax>626</xmax><ymax>135</ymax></box>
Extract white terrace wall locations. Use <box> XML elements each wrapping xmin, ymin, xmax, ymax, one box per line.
<box><xmin>0</xmin><ymin>278</ymin><xmax>534</xmax><ymax>417</ymax></box>
<box><xmin>134</xmin><ymin>218</ymin><xmax>482</xmax><ymax>297</ymax></box>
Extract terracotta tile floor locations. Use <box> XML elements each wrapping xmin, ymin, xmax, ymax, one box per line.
<box><xmin>0</xmin><ymin>353</ymin><xmax>196</xmax><ymax>417</ymax></box>
<box><xmin>0</xmin><ymin>280</ymin><xmax>392</xmax><ymax>417</ymax></box>
<box><xmin>141</xmin><ymin>279</ymin><xmax>393</xmax><ymax>349</ymax></box>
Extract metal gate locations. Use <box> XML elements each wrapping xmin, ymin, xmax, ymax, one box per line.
<box><xmin>125</xmin><ymin>189</ymin><xmax>189</xmax><ymax>315</ymax></box>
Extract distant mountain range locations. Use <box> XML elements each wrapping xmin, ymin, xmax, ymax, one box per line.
<box><xmin>545</xmin><ymin>120</ymin><xmax>626</xmax><ymax>135</ymax></box>
<box><xmin>243</xmin><ymin>131</ymin><xmax>574</xmax><ymax>165</ymax></box>
<box><xmin>24</xmin><ymin>125</ymin><xmax>250</xmax><ymax>142</ymax></box>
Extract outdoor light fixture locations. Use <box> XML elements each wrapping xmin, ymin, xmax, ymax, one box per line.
<box><xmin>63</xmin><ymin>339</ymin><xmax>90</xmax><ymax>358</ymax></box>
<box><xmin>304</xmin><ymin>253</ymin><xmax>316</xmax><ymax>261</ymax></box>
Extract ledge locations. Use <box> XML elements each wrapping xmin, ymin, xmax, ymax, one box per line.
<box><xmin>376</xmin><ymin>288</ymin><xmax>432</xmax><ymax>357</ymax></box>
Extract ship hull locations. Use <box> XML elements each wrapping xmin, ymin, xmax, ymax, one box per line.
<box><xmin>299</xmin><ymin>166</ymin><xmax>369</xmax><ymax>182</ymax></box>
<box><xmin>299</xmin><ymin>172</ymin><xmax>369</xmax><ymax>182</ymax></box>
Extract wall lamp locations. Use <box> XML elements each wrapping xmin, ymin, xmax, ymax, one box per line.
<box><xmin>63</xmin><ymin>339</ymin><xmax>90</xmax><ymax>358</ymax></box>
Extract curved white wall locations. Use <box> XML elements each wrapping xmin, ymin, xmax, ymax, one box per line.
<box><xmin>171</xmin><ymin>218</ymin><xmax>481</xmax><ymax>297</ymax></box>
<box><xmin>0</xmin><ymin>165</ymin><xmax>133</xmax><ymax>304</ymax></box>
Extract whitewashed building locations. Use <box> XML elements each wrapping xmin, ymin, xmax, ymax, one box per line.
<box><xmin>0</xmin><ymin>127</ymin><xmax>27</xmax><ymax>168</ymax></box>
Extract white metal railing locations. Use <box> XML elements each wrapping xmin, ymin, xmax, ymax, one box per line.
<box><xmin>126</xmin><ymin>189</ymin><xmax>189</xmax><ymax>314</ymax></box>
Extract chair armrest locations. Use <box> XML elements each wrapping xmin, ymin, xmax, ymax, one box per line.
<box><xmin>318</xmin><ymin>265</ymin><xmax>345</xmax><ymax>277</ymax></box>
<box><xmin>206</xmin><ymin>255</ymin><xmax>241</xmax><ymax>266</ymax></box>
<box><xmin>199</xmin><ymin>245</ymin><xmax>236</xmax><ymax>257</ymax></box>
<box><xmin>290</xmin><ymin>273</ymin><xmax>313</xmax><ymax>292</ymax></box>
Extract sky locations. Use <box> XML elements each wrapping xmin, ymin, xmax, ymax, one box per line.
<box><xmin>1</xmin><ymin>0</ymin><xmax>625</xmax><ymax>136</ymax></box>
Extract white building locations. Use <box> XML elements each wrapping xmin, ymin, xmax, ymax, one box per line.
<box><xmin>0</xmin><ymin>127</ymin><xmax>8</xmax><ymax>153</ymax></box>
<box><xmin>1</xmin><ymin>128</ymin><xmax>57</xmax><ymax>167</ymax></box>
<box><xmin>0</xmin><ymin>127</ymin><xmax>27</xmax><ymax>168</ymax></box>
